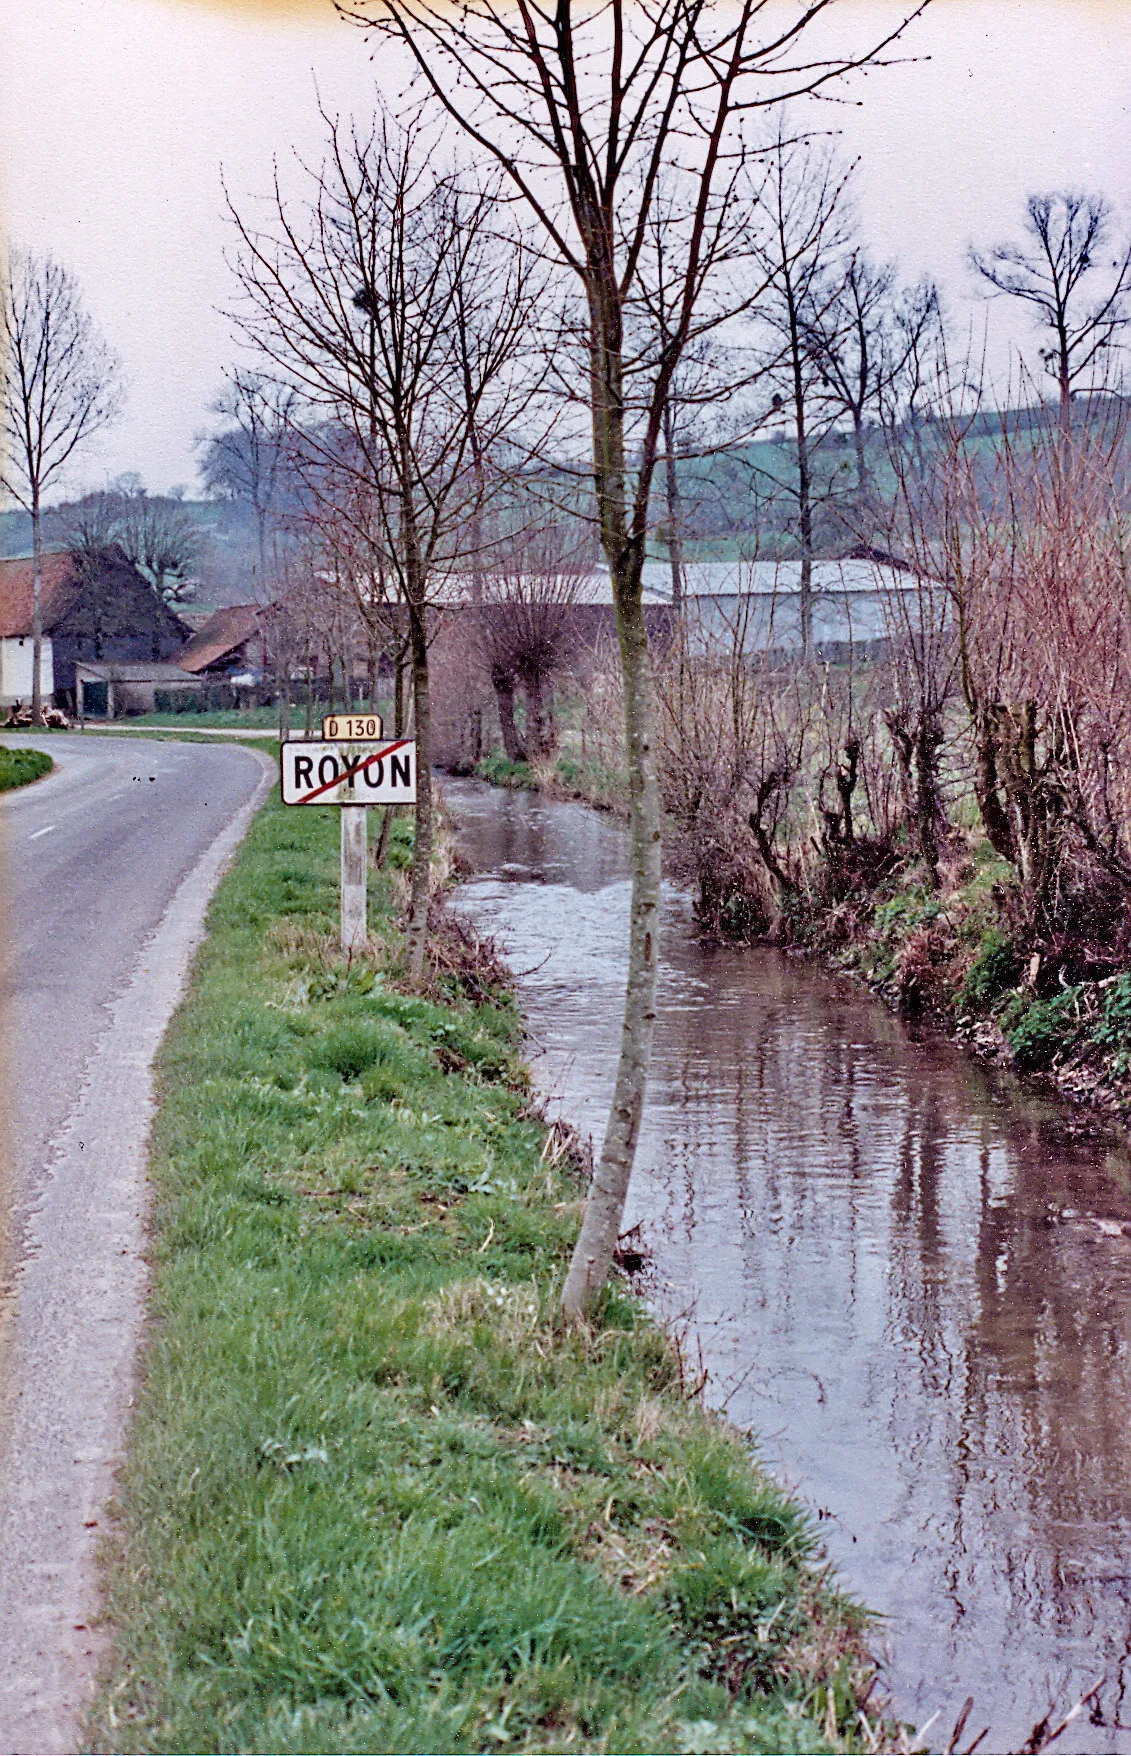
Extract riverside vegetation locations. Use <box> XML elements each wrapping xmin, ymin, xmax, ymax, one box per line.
<box><xmin>445</xmin><ymin>412</ymin><xmax>1131</xmax><ymax>1130</ymax></box>
<box><xmin>90</xmin><ymin>778</ymin><xmax>893</xmax><ymax>1755</ymax></box>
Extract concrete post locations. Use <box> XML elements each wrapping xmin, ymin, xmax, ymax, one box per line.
<box><xmin>340</xmin><ymin>806</ymin><xmax>367</xmax><ymax>955</ymax></box>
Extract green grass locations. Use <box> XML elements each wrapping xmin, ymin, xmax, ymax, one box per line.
<box><xmin>90</xmin><ymin>789</ymin><xmax>883</xmax><ymax>1754</ymax></box>
<box><xmin>122</xmin><ymin>706</ymin><xmax>285</xmax><ymax>729</ymax></box>
<box><xmin>0</xmin><ymin>744</ymin><xmax>52</xmax><ymax>790</ymax></box>
<box><xmin>127</xmin><ymin>700</ymin><xmax>395</xmax><ymax>731</ymax></box>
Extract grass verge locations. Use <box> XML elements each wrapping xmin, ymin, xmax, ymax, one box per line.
<box><xmin>90</xmin><ymin>785</ymin><xmax>886</xmax><ymax>1754</ymax></box>
<box><xmin>0</xmin><ymin>744</ymin><xmax>53</xmax><ymax>790</ymax></box>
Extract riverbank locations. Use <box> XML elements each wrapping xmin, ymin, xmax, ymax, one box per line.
<box><xmin>88</xmin><ymin>783</ymin><xmax>891</xmax><ymax>1754</ymax></box>
<box><xmin>468</xmin><ymin>750</ymin><xmax>1131</xmax><ymax>1135</ymax></box>
<box><xmin>784</xmin><ymin>845</ymin><xmax>1131</xmax><ymax>1133</ymax></box>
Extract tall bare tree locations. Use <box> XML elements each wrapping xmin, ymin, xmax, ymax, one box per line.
<box><xmin>971</xmin><ymin>192</ymin><xmax>1131</xmax><ymax>432</ymax></box>
<box><xmin>114</xmin><ymin>487</ymin><xmax>203</xmax><ymax>603</ymax></box>
<box><xmin>198</xmin><ymin>370</ymin><xmax>297</xmax><ymax>585</ymax></box>
<box><xmin>227</xmin><ymin>112</ymin><xmax>542</xmax><ymax>978</ymax></box>
<box><xmin>343</xmin><ymin>0</ymin><xmax>928</xmax><ymax>1315</ymax></box>
<box><xmin>0</xmin><ymin>251</ymin><xmax>122</xmax><ymax>719</ymax></box>
<box><xmin>748</xmin><ymin>125</ymin><xmax>854</xmax><ymax>656</ymax></box>
<box><xmin>802</xmin><ymin>250</ymin><xmax>940</xmax><ymax>515</ymax></box>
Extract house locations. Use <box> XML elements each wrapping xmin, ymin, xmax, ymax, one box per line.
<box><xmin>177</xmin><ymin>603</ymin><xmax>265</xmax><ymax>682</ymax></box>
<box><xmin>0</xmin><ymin>548</ymin><xmax>191</xmax><ymax>710</ymax></box>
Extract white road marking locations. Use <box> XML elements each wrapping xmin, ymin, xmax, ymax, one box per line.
<box><xmin>27</xmin><ymin>825</ymin><xmax>55</xmax><ymax>841</ymax></box>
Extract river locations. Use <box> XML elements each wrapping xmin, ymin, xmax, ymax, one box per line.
<box><xmin>447</xmin><ymin>778</ymin><xmax>1131</xmax><ymax>1754</ymax></box>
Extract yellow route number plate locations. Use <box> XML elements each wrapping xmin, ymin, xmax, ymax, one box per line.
<box><xmin>323</xmin><ymin>713</ymin><xmax>384</xmax><ymax>741</ymax></box>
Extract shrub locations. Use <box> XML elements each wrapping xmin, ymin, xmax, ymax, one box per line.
<box><xmin>1001</xmin><ymin>986</ymin><xmax>1084</xmax><ymax>1071</ymax></box>
<box><xmin>1093</xmin><ymin>972</ymin><xmax>1131</xmax><ymax>1072</ymax></box>
<box><xmin>960</xmin><ymin>928</ymin><xmax>1020</xmax><ymax>1013</ymax></box>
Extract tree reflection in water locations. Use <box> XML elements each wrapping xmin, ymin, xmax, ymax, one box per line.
<box><xmin>448</xmin><ymin>779</ymin><xmax>1131</xmax><ymax>1752</ymax></box>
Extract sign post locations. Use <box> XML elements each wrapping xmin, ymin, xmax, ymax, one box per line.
<box><xmin>280</xmin><ymin>736</ymin><xmax>417</xmax><ymax>955</ymax></box>
<box><xmin>340</xmin><ymin>806</ymin><xmax>368</xmax><ymax>954</ymax></box>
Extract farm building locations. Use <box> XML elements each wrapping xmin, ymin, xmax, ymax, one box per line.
<box><xmin>434</xmin><ymin>553</ymin><xmax>932</xmax><ymax>662</ymax></box>
<box><xmin>0</xmin><ymin>548</ymin><xmax>190</xmax><ymax>710</ymax></box>
<box><xmin>646</xmin><ymin>556</ymin><xmax>936</xmax><ymax>660</ymax></box>
<box><xmin>177</xmin><ymin>602</ymin><xmax>265</xmax><ymax>682</ymax></box>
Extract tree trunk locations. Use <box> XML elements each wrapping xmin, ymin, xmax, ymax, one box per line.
<box><xmin>915</xmin><ymin>712</ymin><xmax>944</xmax><ymax>882</ymax></box>
<box><xmin>853</xmin><ymin>412</ymin><xmax>869</xmax><ymax>510</ymax></box>
<box><xmin>561</xmin><ymin>572</ymin><xmax>661</xmax><ymax>1317</ymax></box>
<box><xmin>1057</xmin><ymin>323</ymin><xmax>1072</xmax><ymax>436</ymax></box>
<box><xmin>561</xmin><ymin>283</ymin><xmax>662</xmax><ymax>1320</ymax></box>
<box><xmin>662</xmin><ymin>397</ymin><xmax>684</xmax><ymax>612</ymax></box>
<box><xmin>373</xmin><ymin>803</ymin><xmax>394</xmax><ymax>870</ymax></box>
<box><xmin>405</xmin><ymin>596</ymin><xmax>432</xmax><ymax>984</ymax></box>
<box><xmin>493</xmin><ymin>668</ymin><xmax>526</xmax><ymax>762</ymax></box>
<box><xmin>972</xmin><ymin>708</ymin><xmax>1016</xmax><ymax>863</ymax></box>
<box><xmin>523</xmin><ymin>669</ymin><xmax>553</xmax><ymax>761</ymax></box>
<box><xmin>394</xmin><ymin>648</ymin><xmax>406</xmax><ymax>737</ymax></box>
<box><xmin>368</xmin><ymin>632</ymin><xmax>379</xmax><ymax>712</ymax></box>
<box><xmin>31</xmin><ymin>493</ymin><xmax>43</xmax><ymax>723</ymax></box>
<box><xmin>789</xmin><ymin>310</ymin><xmax>814</xmax><ymax>657</ymax></box>
<box><xmin>277</xmin><ymin>648</ymin><xmax>292</xmax><ymax>740</ymax></box>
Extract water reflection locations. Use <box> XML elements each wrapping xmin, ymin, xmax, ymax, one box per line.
<box><xmin>448</xmin><ymin>779</ymin><xmax>1131</xmax><ymax>1752</ymax></box>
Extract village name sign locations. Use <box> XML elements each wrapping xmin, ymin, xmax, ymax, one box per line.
<box><xmin>280</xmin><ymin>717</ymin><xmax>417</xmax><ymax>951</ymax></box>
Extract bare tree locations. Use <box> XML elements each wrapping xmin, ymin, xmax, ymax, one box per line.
<box><xmin>198</xmin><ymin>370</ymin><xmax>298</xmax><ymax>585</ymax></box>
<box><xmin>227</xmin><ymin>112</ymin><xmax>542</xmax><ymax>979</ymax></box>
<box><xmin>472</xmin><ymin>523</ymin><xmax>589</xmax><ymax>761</ymax></box>
<box><xmin>971</xmin><ymin>192</ymin><xmax>1131</xmax><ymax>432</ymax></box>
<box><xmin>803</xmin><ymin>250</ymin><xmax>940</xmax><ymax>516</ymax></box>
<box><xmin>344</xmin><ymin>0</ymin><xmax>928</xmax><ymax>1315</ymax></box>
<box><xmin>114</xmin><ymin>488</ymin><xmax>203</xmax><ymax>603</ymax></box>
<box><xmin>748</xmin><ymin>125</ymin><xmax>854</xmax><ymax>655</ymax></box>
<box><xmin>0</xmin><ymin>250</ymin><xmax>122</xmax><ymax>719</ymax></box>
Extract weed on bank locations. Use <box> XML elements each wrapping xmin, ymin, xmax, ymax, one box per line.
<box><xmin>90</xmin><ymin>787</ymin><xmax>886</xmax><ymax>1755</ymax></box>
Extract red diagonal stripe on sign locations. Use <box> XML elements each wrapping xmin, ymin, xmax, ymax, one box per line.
<box><xmin>296</xmin><ymin>738</ymin><xmax>414</xmax><ymax>805</ymax></box>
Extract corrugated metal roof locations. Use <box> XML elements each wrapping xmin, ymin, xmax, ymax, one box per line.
<box><xmin>431</xmin><ymin>557</ymin><xmax>923</xmax><ymax>607</ymax></box>
<box><xmin>73</xmin><ymin>661</ymin><xmax>201</xmax><ymax>682</ymax></box>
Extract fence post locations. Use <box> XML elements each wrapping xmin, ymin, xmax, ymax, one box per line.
<box><xmin>340</xmin><ymin>806</ymin><xmax>368</xmax><ymax>954</ymax></box>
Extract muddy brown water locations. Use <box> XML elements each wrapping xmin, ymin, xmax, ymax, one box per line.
<box><xmin>446</xmin><ymin>778</ymin><xmax>1131</xmax><ymax>1754</ymax></box>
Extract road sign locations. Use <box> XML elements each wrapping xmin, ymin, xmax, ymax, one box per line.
<box><xmin>323</xmin><ymin>712</ymin><xmax>383</xmax><ymax>741</ymax></box>
<box><xmin>280</xmin><ymin>739</ymin><xmax>417</xmax><ymax>807</ymax></box>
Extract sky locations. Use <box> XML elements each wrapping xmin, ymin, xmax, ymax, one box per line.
<box><xmin>1</xmin><ymin>0</ymin><xmax>1130</xmax><ymax>499</ymax></box>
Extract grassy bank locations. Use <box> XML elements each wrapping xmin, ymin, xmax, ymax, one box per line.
<box><xmin>804</xmin><ymin>846</ymin><xmax>1131</xmax><ymax>1123</ymax></box>
<box><xmin>472</xmin><ymin>752</ymin><xmax>628</xmax><ymax>817</ymax></box>
<box><xmin>90</xmin><ymin>784</ymin><xmax>886</xmax><ymax>1754</ymax></box>
<box><xmin>0</xmin><ymin>744</ymin><xmax>53</xmax><ymax>790</ymax></box>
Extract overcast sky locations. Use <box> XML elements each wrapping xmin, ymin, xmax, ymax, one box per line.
<box><xmin>1</xmin><ymin>0</ymin><xmax>1129</xmax><ymax>498</ymax></box>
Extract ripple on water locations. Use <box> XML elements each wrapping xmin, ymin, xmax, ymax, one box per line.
<box><xmin>448</xmin><ymin>778</ymin><xmax>1131</xmax><ymax>1753</ymax></box>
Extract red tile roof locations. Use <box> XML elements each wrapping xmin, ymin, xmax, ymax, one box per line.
<box><xmin>0</xmin><ymin>553</ymin><xmax>81</xmax><ymax>638</ymax></box>
<box><xmin>177</xmin><ymin>602</ymin><xmax>261</xmax><ymax>674</ymax></box>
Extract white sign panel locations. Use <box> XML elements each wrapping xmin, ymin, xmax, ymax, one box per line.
<box><xmin>280</xmin><ymin>739</ymin><xmax>417</xmax><ymax>806</ymax></box>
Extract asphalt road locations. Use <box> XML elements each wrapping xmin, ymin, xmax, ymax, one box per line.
<box><xmin>0</xmin><ymin>731</ymin><xmax>270</xmax><ymax>1752</ymax></box>
<box><xmin>2</xmin><ymin>734</ymin><xmax>264</xmax><ymax>1215</ymax></box>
